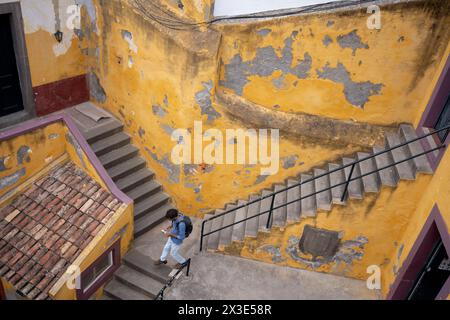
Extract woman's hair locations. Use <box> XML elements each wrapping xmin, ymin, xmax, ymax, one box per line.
<box><xmin>166</xmin><ymin>209</ymin><xmax>179</xmax><ymax>220</ymax></box>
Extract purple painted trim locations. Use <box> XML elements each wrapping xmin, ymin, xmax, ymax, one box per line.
<box><xmin>416</xmin><ymin>54</ymin><xmax>450</xmax><ymax>171</ymax></box>
<box><xmin>76</xmin><ymin>239</ymin><xmax>121</xmax><ymax>300</ymax></box>
<box><xmin>387</xmin><ymin>204</ymin><xmax>450</xmax><ymax>300</ymax></box>
<box><xmin>0</xmin><ymin>112</ymin><xmax>132</xmax><ymax>205</ymax></box>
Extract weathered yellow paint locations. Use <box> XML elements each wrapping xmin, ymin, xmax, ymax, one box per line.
<box><xmin>0</xmin><ymin>122</ymin><xmax>66</xmax><ymax>198</ymax></box>
<box><xmin>221</xmin><ymin>174</ymin><xmax>432</xmax><ymax>284</ymax></box>
<box><xmin>87</xmin><ymin>0</ymin><xmax>364</xmax><ymax>217</ymax></box>
<box><xmin>217</xmin><ymin>1</ymin><xmax>450</xmax><ymax>126</ymax></box>
<box><xmin>25</xmin><ymin>29</ymin><xmax>87</xmax><ymax>87</ymax></box>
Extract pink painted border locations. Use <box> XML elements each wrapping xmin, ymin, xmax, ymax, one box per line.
<box><xmin>416</xmin><ymin>54</ymin><xmax>450</xmax><ymax>171</ymax></box>
<box><xmin>387</xmin><ymin>204</ymin><xmax>450</xmax><ymax>300</ymax></box>
<box><xmin>0</xmin><ymin>112</ymin><xmax>132</xmax><ymax>205</ymax></box>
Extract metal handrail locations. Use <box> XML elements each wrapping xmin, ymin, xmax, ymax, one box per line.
<box><xmin>154</xmin><ymin>258</ymin><xmax>191</xmax><ymax>300</ymax></box>
<box><xmin>199</xmin><ymin>125</ymin><xmax>450</xmax><ymax>251</ymax></box>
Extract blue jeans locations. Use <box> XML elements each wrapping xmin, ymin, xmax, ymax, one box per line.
<box><xmin>160</xmin><ymin>238</ymin><xmax>187</xmax><ymax>264</ymax></box>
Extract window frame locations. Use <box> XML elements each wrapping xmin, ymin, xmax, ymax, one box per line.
<box><xmin>0</xmin><ymin>2</ymin><xmax>35</xmax><ymax>129</ymax></box>
<box><xmin>76</xmin><ymin>239</ymin><xmax>121</xmax><ymax>300</ymax></box>
<box><xmin>417</xmin><ymin>54</ymin><xmax>450</xmax><ymax>171</ymax></box>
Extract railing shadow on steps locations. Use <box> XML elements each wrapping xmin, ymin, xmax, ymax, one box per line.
<box><xmin>199</xmin><ymin>125</ymin><xmax>450</xmax><ymax>252</ymax></box>
<box><xmin>154</xmin><ymin>258</ymin><xmax>191</xmax><ymax>300</ymax></box>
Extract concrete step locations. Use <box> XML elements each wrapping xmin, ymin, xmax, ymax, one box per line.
<box><xmin>329</xmin><ymin>163</ymin><xmax>347</xmax><ymax>205</ymax></box>
<box><xmin>314</xmin><ymin>169</ymin><xmax>332</xmax><ymax>211</ymax></box>
<box><xmin>399</xmin><ymin>124</ymin><xmax>433</xmax><ymax>174</ymax></box>
<box><xmin>386</xmin><ymin>132</ymin><xmax>416</xmax><ymax>180</ymax></box>
<box><xmin>357</xmin><ymin>152</ymin><xmax>380</xmax><ymax>193</ymax></box>
<box><xmin>219</xmin><ymin>204</ymin><xmax>236</xmax><ymax>247</ymax></box>
<box><xmin>116</xmin><ymin>168</ymin><xmax>155</xmax><ymax>193</ymax></box>
<box><xmin>134</xmin><ymin>192</ymin><xmax>170</xmax><ymax>220</ymax></box>
<box><xmin>115</xmin><ymin>265</ymin><xmax>163</xmax><ymax>299</ymax></box>
<box><xmin>134</xmin><ymin>202</ymin><xmax>173</xmax><ymax>237</ymax></box>
<box><xmin>286</xmin><ymin>179</ymin><xmax>301</xmax><ymax>222</ymax></box>
<box><xmin>245</xmin><ymin>195</ymin><xmax>260</xmax><ymax>238</ymax></box>
<box><xmin>232</xmin><ymin>200</ymin><xmax>247</xmax><ymax>242</ymax></box>
<box><xmin>342</xmin><ymin>158</ymin><xmax>364</xmax><ymax>200</ymax></box>
<box><xmin>373</xmin><ymin>146</ymin><xmax>399</xmax><ymax>187</ymax></box>
<box><xmin>123</xmin><ymin>249</ymin><xmax>172</xmax><ymax>283</ymax></box>
<box><xmin>84</xmin><ymin>120</ymin><xmax>124</xmax><ymax>144</ymax></box>
<box><xmin>300</xmin><ymin>174</ymin><xmax>316</xmax><ymax>217</ymax></box>
<box><xmin>91</xmin><ymin>132</ymin><xmax>131</xmax><ymax>156</ymax></box>
<box><xmin>104</xmin><ymin>279</ymin><xmax>150</xmax><ymax>300</ymax></box>
<box><xmin>107</xmin><ymin>157</ymin><xmax>147</xmax><ymax>181</ymax></box>
<box><xmin>99</xmin><ymin>145</ymin><xmax>140</xmax><ymax>169</ymax></box>
<box><xmin>272</xmin><ymin>185</ymin><xmax>287</xmax><ymax>227</ymax></box>
<box><xmin>127</xmin><ymin>180</ymin><xmax>162</xmax><ymax>203</ymax></box>
<box><xmin>258</xmin><ymin>190</ymin><xmax>273</xmax><ymax>232</ymax></box>
<box><xmin>207</xmin><ymin>211</ymin><xmax>224</xmax><ymax>251</ymax></box>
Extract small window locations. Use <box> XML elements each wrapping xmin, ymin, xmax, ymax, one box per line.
<box><xmin>77</xmin><ymin>240</ymin><xmax>121</xmax><ymax>300</ymax></box>
<box><xmin>81</xmin><ymin>251</ymin><xmax>114</xmax><ymax>294</ymax></box>
<box><xmin>434</xmin><ymin>94</ymin><xmax>450</xmax><ymax>143</ymax></box>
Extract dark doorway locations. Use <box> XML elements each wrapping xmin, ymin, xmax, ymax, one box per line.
<box><xmin>408</xmin><ymin>239</ymin><xmax>450</xmax><ymax>300</ymax></box>
<box><xmin>0</xmin><ymin>13</ymin><xmax>24</xmax><ymax>117</ymax></box>
<box><xmin>0</xmin><ymin>280</ymin><xmax>5</xmax><ymax>300</ymax></box>
<box><xmin>0</xmin><ymin>2</ymin><xmax>35</xmax><ymax>129</ymax></box>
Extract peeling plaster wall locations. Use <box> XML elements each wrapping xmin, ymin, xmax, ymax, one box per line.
<box><xmin>0</xmin><ymin>0</ymin><xmax>93</xmax><ymax>87</ymax></box>
<box><xmin>83</xmin><ymin>0</ymin><xmax>364</xmax><ymax>216</ymax></box>
<box><xmin>0</xmin><ymin>122</ymin><xmax>66</xmax><ymax>199</ymax></box>
<box><xmin>217</xmin><ymin>0</ymin><xmax>450</xmax><ymax>126</ymax></box>
<box><xmin>222</xmin><ymin>174</ymin><xmax>432</xmax><ymax>289</ymax></box>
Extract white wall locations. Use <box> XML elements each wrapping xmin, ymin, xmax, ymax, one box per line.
<box><xmin>214</xmin><ymin>0</ymin><xmax>343</xmax><ymax>16</ymax></box>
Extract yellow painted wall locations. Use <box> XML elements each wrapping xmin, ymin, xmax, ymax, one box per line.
<box><xmin>217</xmin><ymin>1</ymin><xmax>450</xmax><ymax>127</ymax></box>
<box><xmin>0</xmin><ymin>122</ymin><xmax>66</xmax><ymax>198</ymax></box>
<box><xmin>221</xmin><ymin>174</ymin><xmax>432</xmax><ymax>284</ymax></box>
<box><xmin>86</xmin><ymin>0</ymin><xmax>367</xmax><ymax>217</ymax></box>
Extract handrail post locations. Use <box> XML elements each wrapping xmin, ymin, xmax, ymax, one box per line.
<box><xmin>341</xmin><ymin>163</ymin><xmax>356</xmax><ymax>203</ymax></box>
<box><xmin>186</xmin><ymin>259</ymin><xmax>191</xmax><ymax>277</ymax></box>
<box><xmin>199</xmin><ymin>221</ymin><xmax>205</xmax><ymax>252</ymax></box>
<box><xmin>266</xmin><ymin>194</ymin><xmax>275</xmax><ymax>229</ymax></box>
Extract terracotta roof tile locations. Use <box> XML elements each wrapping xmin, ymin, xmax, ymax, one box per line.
<box><xmin>0</xmin><ymin>162</ymin><xmax>123</xmax><ymax>300</ymax></box>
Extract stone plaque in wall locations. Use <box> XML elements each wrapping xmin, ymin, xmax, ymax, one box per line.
<box><xmin>299</xmin><ymin>225</ymin><xmax>341</xmax><ymax>259</ymax></box>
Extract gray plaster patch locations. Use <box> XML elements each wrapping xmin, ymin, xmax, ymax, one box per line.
<box><xmin>257</xmin><ymin>29</ymin><xmax>272</xmax><ymax>37</ymax></box>
<box><xmin>323</xmin><ymin>35</ymin><xmax>333</xmax><ymax>47</ymax></box>
<box><xmin>138</xmin><ymin>127</ymin><xmax>146</xmax><ymax>138</ymax></box>
<box><xmin>183</xmin><ymin>164</ymin><xmax>198</xmax><ymax>176</ymax></box>
<box><xmin>195</xmin><ymin>81</ymin><xmax>221</xmax><ymax>122</ymax></box>
<box><xmin>0</xmin><ymin>157</ymin><xmax>8</xmax><ymax>172</ymax></box>
<box><xmin>0</xmin><ymin>168</ymin><xmax>26</xmax><ymax>191</ymax></box>
<box><xmin>66</xmin><ymin>133</ymin><xmax>87</xmax><ymax>168</ymax></box>
<box><xmin>282</xmin><ymin>155</ymin><xmax>298</xmax><ymax>169</ymax></box>
<box><xmin>317</xmin><ymin>62</ymin><xmax>383</xmax><ymax>108</ymax></box>
<box><xmin>17</xmin><ymin>146</ymin><xmax>31</xmax><ymax>165</ymax></box>
<box><xmin>88</xmin><ymin>72</ymin><xmax>107</xmax><ymax>103</ymax></box>
<box><xmin>48</xmin><ymin>133</ymin><xmax>60</xmax><ymax>140</ymax></box>
<box><xmin>220</xmin><ymin>32</ymin><xmax>313</xmax><ymax>95</ymax></box>
<box><xmin>327</xmin><ymin>20</ymin><xmax>335</xmax><ymax>27</ymax></box>
<box><xmin>152</xmin><ymin>104</ymin><xmax>168</xmax><ymax>118</ymax></box>
<box><xmin>146</xmin><ymin>149</ymin><xmax>180</xmax><ymax>183</ymax></box>
<box><xmin>337</xmin><ymin>30</ymin><xmax>369</xmax><ymax>56</ymax></box>
<box><xmin>258</xmin><ymin>245</ymin><xmax>286</xmax><ymax>263</ymax></box>
<box><xmin>163</xmin><ymin>95</ymin><xmax>169</xmax><ymax>107</ymax></box>
<box><xmin>255</xmin><ymin>175</ymin><xmax>269</xmax><ymax>185</ymax></box>
<box><xmin>286</xmin><ymin>235</ymin><xmax>369</xmax><ymax>269</ymax></box>
<box><xmin>272</xmin><ymin>74</ymin><xmax>286</xmax><ymax>89</ymax></box>
<box><xmin>397</xmin><ymin>244</ymin><xmax>404</xmax><ymax>260</ymax></box>
<box><xmin>161</xmin><ymin>124</ymin><xmax>175</xmax><ymax>136</ymax></box>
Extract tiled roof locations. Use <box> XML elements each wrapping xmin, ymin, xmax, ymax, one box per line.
<box><xmin>0</xmin><ymin>162</ymin><xmax>123</xmax><ymax>300</ymax></box>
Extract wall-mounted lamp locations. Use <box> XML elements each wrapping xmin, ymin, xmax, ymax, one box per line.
<box><xmin>54</xmin><ymin>30</ymin><xmax>63</xmax><ymax>43</ymax></box>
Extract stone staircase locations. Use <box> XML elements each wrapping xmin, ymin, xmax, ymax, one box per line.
<box><xmin>102</xmin><ymin>249</ymin><xmax>172</xmax><ymax>300</ymax></box>
<box><xmin>202</xmin><ymin>124</ymin><xmax>434</xmax><ymax>251</ymax></box>
<box><xmin>68</xmin><ymin>104</ymin><xmax>175</xmax><ymax>238</ymax></box>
